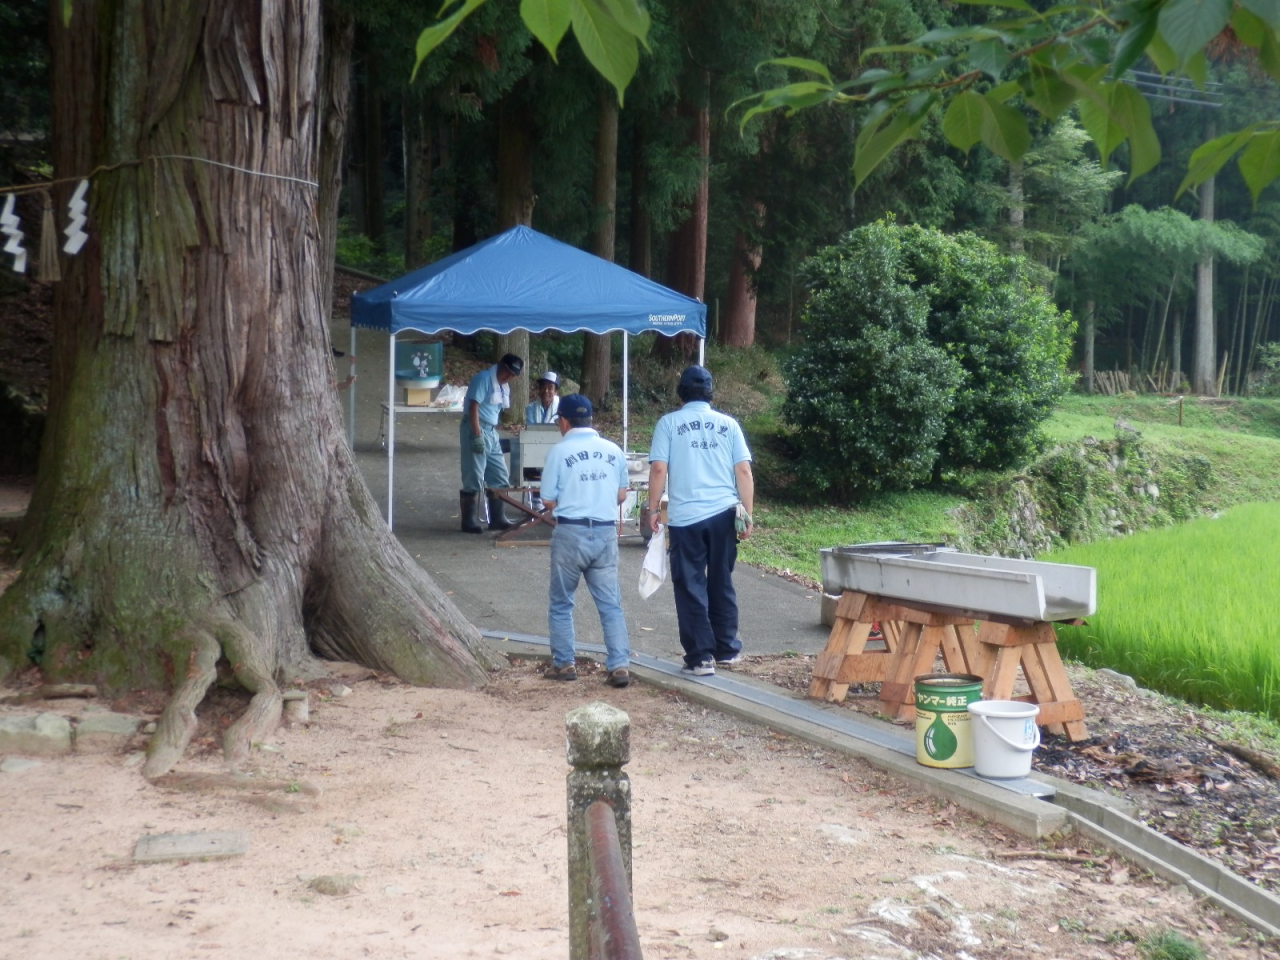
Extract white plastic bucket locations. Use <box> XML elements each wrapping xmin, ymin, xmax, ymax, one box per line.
<box><xmin>967</xmin><ymin>700</ymin><xmax>1041</xmax><ymax>779</ymax></box>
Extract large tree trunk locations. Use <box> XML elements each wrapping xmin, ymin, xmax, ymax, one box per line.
<box><xmin>1082</xmin><ymin>300</ymin><xmax>1095</xmax><ymax>394</ymax></box>
<box><xmin>404</xmin><ymin>92</ymin><xmax>433</xmax><ymax>271</ymax></box>
<box><xmin>496</xmin><ymin>95</ymin><xmax>533</xmax><ymax>419</ymax></box>
<box><xmin>1193</xmin><ymin>171</ymin><xmax>1216</xmax><ymax>395</ymax></box>
<box><xmin>581</xmin><ymin>90</ymin><xmax>618</xmax><ymax>405</ymax></box>
<box><xmin>652</xmin><ymin>77</ymin><xmax>709</xmax><ymax>363</ymax></box>
<box><xmin>721</xmin><ymin>202</ymin><xmax>763</xmax><ymax>348</ymax></box>
<box><xmin>317</xmin><ymin>8</ymin><xmax>355</xmax><ymax>327</ymax></box>
<box><xmin>358</xmin><ymin>36</ymin><xmax>386</xmax><ymax>245</ymax></box>
<box><xmin>629</xmin><ymin>120</ymin><xmax>651</xmax><ymax>279</ymax></box>
<box><xmin>0</xmin><ymin>0</ymin><xmax>496</xmax><ymax>778</ymax></box>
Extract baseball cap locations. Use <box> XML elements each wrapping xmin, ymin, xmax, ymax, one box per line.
<box><xmin>536</xmin><ymin>371</ymin><xmax>559</xmax><ymax>385</ymax></box>
<box><xmin>559</xmin><ymin>393</ymin><xmax>593</xmax><ymax>420</ymax></box>
<box><xmin>499</xmin><ymin>353</ymin><xmax>524</xmax><ymax>375</ymax></box>
<box><xmin>678</xmin><ymin>365</ymin><xmax>713</xmax><ymax>391</ymax></box>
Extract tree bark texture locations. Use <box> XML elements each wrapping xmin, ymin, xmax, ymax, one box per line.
<box><xmin>0</xmin><ymin>0</ymin><xmax>497</xmax><ymax>776</ymax></box>
<box><xmin>628</xmin><ymin>121</ymin><xmax>651</xmax><ymax>280</ymax></box>
<box><xmin>317</xmin><ymin>8</ymin><xmax>354</xmax><ymax>327</ymax></box>
<box><xmin>721</xmin><ymin>203</ymin><xmax>763</xmax><ymax>348</ymax></box>
<box><xmin>496</xmin><ymin>96</ymin><xmax>533</xmax><ymax>418</ymax></box>
<box><xmin>581</xmin><ymin>91</ymin><xmax>618</xmax><ymax>405</ymax></box>
<box><xmin>403</xmin><ymin>92</ymin><xmax>433</xmax><ymax>271</ymax></box>
<box><xmin>1193</xmin><ymin>172</ymin><xmax>1216</xmax><ymax>395</ymax></box>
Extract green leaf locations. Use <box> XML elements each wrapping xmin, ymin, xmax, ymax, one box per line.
<box><xmin>1231</xmin><ymin>5</ymin><xmax>1267</xmax><ymax>46</ymax></box>
<box><xmin>861</xmin><ymin>44</ymin><xmax>935</xmax><ymax>60</ymax></box>
<box><xmin>61</xmin><ymin>0</ymin><xmax>72</xmax><ymax>26</ymax></box>
<box><xmin>1157</xmin><ymin>0</ymin><xmax>1231</xmax><ymax>65</ymax></box>
<box><xmin>916</xmin><ymin>25</ymin><xmax>1001</xmax><ymax>44</ymax></box>
<box><xmin>570</xmin><ymin>0</ymin><xmax>640</xmax><ymax>105</ymax></box>
<box><xmin>1238</xmin><ymin>130</ymin><xmax>1280</xmax><ymax>200</ymax></box>
<box><xmin>1024</xmin><ymin>62</ymin><xmax>1077</xmax><ymax>118</ymax></box>
<box><xmin>978</xmin><ymin>97</ymin><xmax>1030</xmax><ymax>162</ymax></box>
<box><xmin>597</xmin><ymin>0</ymin><xmax>651</xmax><ymax>46</ymax></box>
<box><xmin>1259</xmin><ymin>28</ymin><xmax>1280</xmax><ymax>80</ymax></box>
<box><xmin>1145</xmin><ymin>32</ymin><xmax>1179</xmax><ymax>73</ymax></box>
<box><xmin>967</xmin><ymin>38</ymin><xmax>1011</xmax><ymax>80</ymax></box>
<box><xmin>942</xmin><ymin>90</ymin><xmax>986</xmax><ymax>152</ymax></box>
<box><xmin>1177</xmin><ymin>127</ymin><xmax>1258</xmax><ymax>194</ymax></box>
<box><xmin>413</xmin><ymin>0</ymin><xmax>487</xmax><ymax>80</ymax></box>
<box><xmin>854</xmin><ymin>107</ymin><xmax>926</xmax><ymax>187</ymax></box>
<box><xmin>733</xmin><ymin>82</ymin><xmax>836</xmax><ymax>130</ymax></box>
<box><xmin>1240</xmin><ymin>0</ymin><xmax>1280</xmax><ymax>28</ymax></box>
<box><xmin>1076</xmin><ymin>92</ymin><xmax>1124</xmax><ymax>167</ymax></box>
<box><xmin>987</xmin><ymin>79</ymin><xmax>1022</xmax><ymax>103</ymax></box>
<box><xmin>761</xmin><ymin>57</ymin><xmax>834</xmax><ymax>83</ymax></box>
<box><xmin>1113</xmin><ymin>9</ymin><xmax>1161</xmax><ymax>76</ymax></box>
<box><xmin>521</xmin><ymin>0</ymin><xmax>572</xmax><ymax>60</ymax></box>
<box><xmin>1184</xmin><ymin>49</ymin><xmax>1209</xmax><ymax>85</ymax></box>
<box><xmin>949</xmin><ymin>0</ymin><xmax>1033</xmax><ymax>9</ymax></box>
<box><xmin>1109</xmin><ymin>82</ymin><xmax>1161</xmax><ymax>180</ymax></box>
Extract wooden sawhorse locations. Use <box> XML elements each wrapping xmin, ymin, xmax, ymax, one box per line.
<box><xmin>808</xmin><ymin>590</ymin><xmax>1089</xmax><ymax>741</ymax></box>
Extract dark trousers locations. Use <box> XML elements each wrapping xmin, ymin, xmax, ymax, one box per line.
<box><xmin>667</xmin><ymin>507</ymin><xmax>742</xmax><ymax>667</ymax></box>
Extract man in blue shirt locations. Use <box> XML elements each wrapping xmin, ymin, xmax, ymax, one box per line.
<box><xmin>459</xmin><ymin>353</ymin><xmax>523</xmax><ymax>534</ymax></box>
<box><xmin>525</xmin><ymin>371</ymin><xmax>560</xmax><ymax>425</ymax></box>
<box><xmin>647</xmin><ymin>365</ymin><xmax>754</xmax><ymax>677</ymax></box>
<box><xmin>539</xmin><ymin>394</ymin><xmax>632</xmax><ymax>687</ymax></box>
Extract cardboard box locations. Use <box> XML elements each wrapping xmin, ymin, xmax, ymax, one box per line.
<box><xmin>405</xmin><ymin>387</ymin><xmax>435</xmax><ymax>406</ymax></box>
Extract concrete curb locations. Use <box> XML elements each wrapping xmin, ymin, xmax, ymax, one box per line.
<box><xmin>485</xmin><ymin>635</ymin><xmax>1280</xmax><ymax>938</ymax></box>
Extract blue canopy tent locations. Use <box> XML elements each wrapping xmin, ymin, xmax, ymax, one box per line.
<box><xmin>349</xmin><ymin>225</ymin><xmax>707</xmax><ymax>528</ymax></box>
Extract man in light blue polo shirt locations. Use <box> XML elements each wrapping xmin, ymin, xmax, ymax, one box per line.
<box><xmin>647</xmin><ymin>365</ymin><xmax>754</xmax><ymax>677</ymax></box>
<box><xmin>459</xmin><ymin>353</ymin><xmax>523</xmax><ymax>534</ymax></box>
<box><xmin>540</xmin><ymin>394</ymin><xmax>632</xmax><ymax>688</ymax></box>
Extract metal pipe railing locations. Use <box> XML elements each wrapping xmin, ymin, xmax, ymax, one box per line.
<box><xmin>585</xmin><ymin>799</ymin><xmax>643</xmax><ymax>960</ymax></box>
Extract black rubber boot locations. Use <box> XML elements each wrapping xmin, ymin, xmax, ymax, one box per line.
<box><xmin>460</xmin><ymin>491</ymin><xmax>483</xmax><ymax>534</ymax></box>
<box><xmin>486</xmin><ymin>491</ymin><xmax>515</xmax><ymax>531</ymax></box>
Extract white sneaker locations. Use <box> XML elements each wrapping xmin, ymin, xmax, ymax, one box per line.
<box><xmin>715</xmin><ymin>653</ymin><xmax>743</xmax><ymax>666</ymax></box>
<box><xmin>680</xmin><ymin>661</ymin><xmax>716</xmax><ymax>677</ymax></box>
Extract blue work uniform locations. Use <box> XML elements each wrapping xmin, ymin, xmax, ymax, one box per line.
<box><xmin>649</xmin><ymin>401</ymin><xmax>752</xmax><ymax>668</ymax></box>
<box><xmin>525</xmin><ymin>397</ymin><xmax>560</xmax><ymax>424</ymax></box>
<box><xmin>459</xmin><ymin>364</ymin><xmax>511</xmax><ymax>493</ymax></box>
<box><xmin>540</xmin><ymin>428</ymin><xmax>630</xmax><ymax>672</ymax></box>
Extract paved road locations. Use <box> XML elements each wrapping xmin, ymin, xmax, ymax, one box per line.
<box><xmin>340</xmin><ymin>325</ymin><xmax>832</xmax><ymax>665</ymax></box>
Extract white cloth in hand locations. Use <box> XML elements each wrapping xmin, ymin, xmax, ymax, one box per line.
<box><xmin>639</xmin><ymin>526</ymin><xmax>668</xmax><ymax>599</ymax></box>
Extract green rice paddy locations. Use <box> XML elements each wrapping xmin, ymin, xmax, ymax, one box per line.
<box><xmin>1046</xmin><ymin>502</ymin><xmax>1280</xmax><ymax>722</ymax></box>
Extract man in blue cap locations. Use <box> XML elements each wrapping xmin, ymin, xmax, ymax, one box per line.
<box><xmin>647</xmin><ymin>365</ymin><xmax>754</xmax><ymax>677</ymax></box>
<box><xmin>459</xmin><ymin>353</ymin><xmax>523</xmax><ymax>534</ymax></box>
<box><xmin>538</xmin><ymin>394</ymin><xmax>633</xmax><ymax>688</ymax></box>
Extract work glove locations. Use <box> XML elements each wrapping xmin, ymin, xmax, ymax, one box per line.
<box><xmin>471</xmin><ymin>434</ymin><xmax>486</xmax><ymax>454</ymax></box>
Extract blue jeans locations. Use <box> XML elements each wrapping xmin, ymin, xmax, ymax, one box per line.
<box><xmin>548</xmin><ymin>524</ymin><xmax>630</xmax><ymax>672</ymax></box>
<box><xmin>668</xmin><ymin>507</ymin><xmax>742</xmax><ymax>667</ymax></box>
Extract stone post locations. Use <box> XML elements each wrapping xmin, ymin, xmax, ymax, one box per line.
<box><xmin>565</xmin><ymin>701</ymin><xmax>631</xmax><ymax>960</ymax></box>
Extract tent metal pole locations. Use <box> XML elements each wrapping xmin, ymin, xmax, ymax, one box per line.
<box><xmin>622</xmin><ymin>334</ymin><xmax>629</xmax><ymax>453</ymax></box>
<box><xmin>698</xmin><ymin>337</ymin><xmax>705</xmax><ymax>367</ymax></box>
<box><xmin>387</xmin><ymin>332</ymin><xmax>396</xmax><ymax>530</ymax></box>
<box><xmin>348</xmin><ymin>326</ymin><xmax>357</xmax><ymax>449</ymax></box>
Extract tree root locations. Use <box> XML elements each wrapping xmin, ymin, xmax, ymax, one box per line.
<box><xmin>143</xmin><ymin>625</ymin><xmax>221</xmax><ymax>779</ymax></box>
<box><xmin>217</xmin><ymin>619</ymin><xmax>282</xmax><ymax>768</ymax></box>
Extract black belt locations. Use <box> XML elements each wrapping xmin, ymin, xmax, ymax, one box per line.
<box><xmin>556</xmin><ymin>516</ymin><xmax>614</xmax><ymax>527</ymax></box>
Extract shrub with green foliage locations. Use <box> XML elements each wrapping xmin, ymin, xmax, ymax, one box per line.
<box><xmin>897</xmin><ymin>226</ymin><xmax>1076</xmax><ymax>471</ymax></box>
<box><xmin>782</xmin><ymin>221</ymin><xmax>962</xmax><ymax>501</ymax></box>
<box><xmin>782</xmin><ymin>220</ymin><xmax>1074</xmax><ymax>502</ymax></box>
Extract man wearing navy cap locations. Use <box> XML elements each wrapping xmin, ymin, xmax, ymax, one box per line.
<box><xmin>648</xmin><ymin>365</ymin><xmax>754</xmax><ymax>677</ymax></box>
<box><xmin>538</xmin><ymin>394</ymin><xmax>632</xmax><ymax>688</ymax></box>
<box><xmin>459</xmin><ymin>353</ymin><xmax>523</xmax><ymax>534</ymax></box>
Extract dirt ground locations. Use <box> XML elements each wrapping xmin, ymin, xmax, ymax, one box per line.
<box><xmin>1</xmin><ymin>657</ymin><xmax>1276</xmax><ymax>960</ymax></box>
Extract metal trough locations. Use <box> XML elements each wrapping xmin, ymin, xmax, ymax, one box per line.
<box><xmin>821</xmin><ymin>543</ymin><xmax>1096</xmax><ymax>622</ymax></box>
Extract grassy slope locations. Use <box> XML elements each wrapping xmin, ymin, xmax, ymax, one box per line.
<box><xmin>740</xmin><ymin>393</ymin><xmax>1280</xmax><ymax>586</ymax></box>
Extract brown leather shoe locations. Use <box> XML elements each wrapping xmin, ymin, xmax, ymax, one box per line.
<box><xmin>545</xmin><ymin>662</ymin><xmax>577</xmax><ymax>681</ymax></box>
<box><xmin>606</xmin><ymin>668</ymin><xmax>630</xmax><ymax>688</ymax></box>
